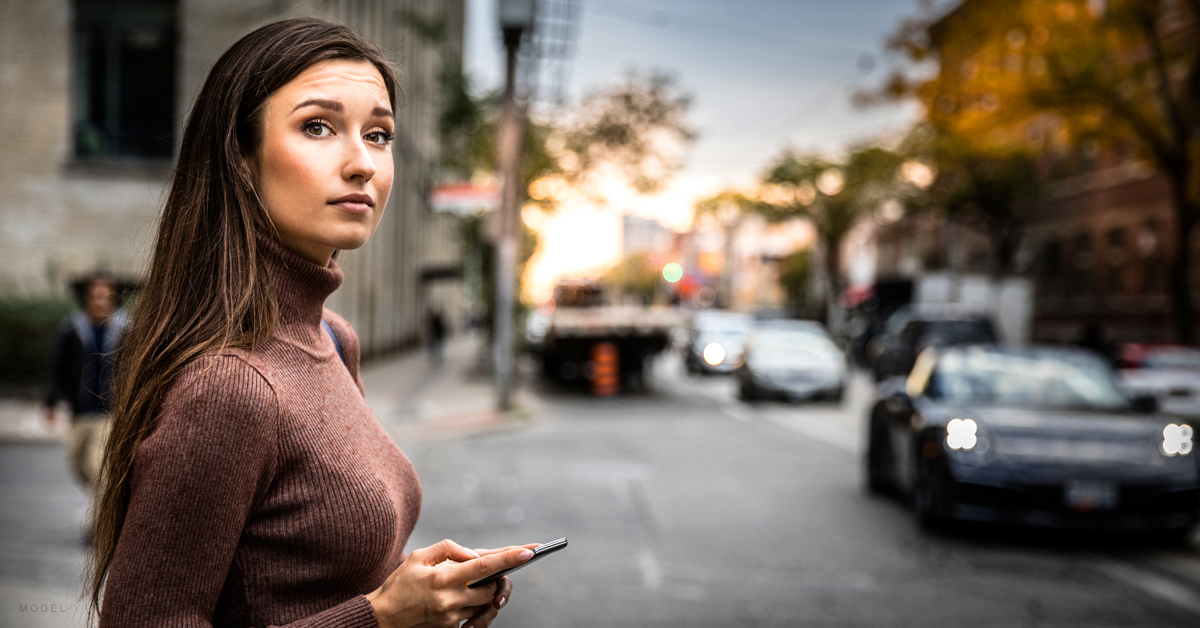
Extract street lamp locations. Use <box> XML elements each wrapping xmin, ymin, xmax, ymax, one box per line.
<box><xmin>493</xmin><ymin>0</ymin><xmax>537</xmax><ymax>411</ymax></box>
<box><xmin>499</xmin><ymin>0</ymin><xmax>536</xmax><ymax>33</ymax></box>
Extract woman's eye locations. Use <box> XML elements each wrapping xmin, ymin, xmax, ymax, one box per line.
<box><xmin>303</xmin><ymin>121</ymin><xmax>332</xmax><ymax>137</ymax></box>
<box><xmin>366</xmin><ymin>130</ymin><xmax>394</xmax><ymax>145</ymax></box>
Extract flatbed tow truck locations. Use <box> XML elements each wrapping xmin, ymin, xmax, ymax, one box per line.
<box><xmin>540</xmin><ymin>280</ymin><xmax>683</xmax><ymax>393</ymax></box>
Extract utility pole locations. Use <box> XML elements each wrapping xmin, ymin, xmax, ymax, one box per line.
<box><xmin>494</xmin><ymin>0</ymin><xmax>534</xmax><ymax>411</ymax></box>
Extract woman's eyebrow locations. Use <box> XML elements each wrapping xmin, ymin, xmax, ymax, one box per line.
<box><xmin>291</xmin><ymin>98</ymin><xmax>394</xmax><ymax>120</ymax></box>
<box><xmin>292</xmin><ymin>98</ymin><xmax>342</xmax><ymax>113</ymax></box>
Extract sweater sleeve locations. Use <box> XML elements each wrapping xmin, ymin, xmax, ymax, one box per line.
<box><xmin>98</xmin><ymin>355</ymin><xmax>379</xmax><ymax>628</ymax></box>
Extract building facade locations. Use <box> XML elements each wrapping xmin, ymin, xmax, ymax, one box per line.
<box><xmin>0</xmin><ymin>0</ymin><xmax>467</xmax><ymax>357</ymax></box>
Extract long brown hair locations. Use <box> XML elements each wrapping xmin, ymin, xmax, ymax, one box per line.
<box><xmin>86</xmin><ymin>17</ymin><xmax>397</xmax><ymax>622</ymax></box>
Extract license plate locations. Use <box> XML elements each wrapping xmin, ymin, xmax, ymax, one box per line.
<box><xmin>1064</xmin><ymin>480</ymin><xmax>1118</xmax><ymax>512</ymax></box>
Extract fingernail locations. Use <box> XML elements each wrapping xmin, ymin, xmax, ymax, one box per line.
<box><xmin>518</xmin><ymin>549</ymin><xmax>533</xmax><ymax>560</ymax></box>
<box><xmin>468</xmin><ymin>549</ymin><xmax>480</xmax><ymax>558</ymax></box>
<box><xmin>498</xmin><ymin>596</ymin><xmax>507</xmax><ymax>608</ymax></box>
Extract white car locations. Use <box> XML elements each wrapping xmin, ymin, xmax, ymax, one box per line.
<box><xmin>736</xmin><ymin>320</ymin><xmax>846</xmax><ymax>402</ymax></box>
<box><xmin>1118</xmin><ymin>344</ymin><xmax>1200</xmax><ymax>419</ymax></box>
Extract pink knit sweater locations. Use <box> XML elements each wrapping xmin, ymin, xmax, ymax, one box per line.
<box><xmin>99</xmin><ymin>232</ymin><xmax>422</xmax><ymax>627</ymax></box>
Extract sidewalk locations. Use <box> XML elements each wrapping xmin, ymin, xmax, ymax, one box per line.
<box><xmin>0</xmin><ymin>332</ymin><xmax>539</xmax><ymax>445</ymax></box>
<box><xmin>362</xmin><ymin>331</ymin><xmax>541</xmax><ymax>442</ymax></box>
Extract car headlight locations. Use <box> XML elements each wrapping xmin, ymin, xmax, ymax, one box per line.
<box><xmin>946</xmin><ymin>418</ymin><xmax>978</xmax><ymax>451</ymax></box>
<box><xmin>1162</xmin><ymin>423</ymin><xmax>1194</xmax><ymax>456</ymax></box>
<box><xmin>703</xmin><ymin>343</ymin><xmax>726</xmax><ymax>366</ymax></box>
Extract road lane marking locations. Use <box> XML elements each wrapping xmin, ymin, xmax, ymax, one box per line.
<box><xmin>1090</xmin><ymin>555</ymin><xmax>1200</xmax><ymax>615</ymax></box>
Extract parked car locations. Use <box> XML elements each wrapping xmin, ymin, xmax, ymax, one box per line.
<box><xmin>1117</xmin><ymin>343</ymin><xmax>1200</xmax><ymax>419</ymax></box>
<box><xmin>866</xmin><ymin>345</ymin><xmax>1198</xmax><ymax>536</ymax></box>
<box><xmin>869</xmin><ymin>305</ymin><xmax>997</xmax><ymax>381</ymax></box>
<box><xmin>735</xmin><ymin>320</ymin><xmax>846</xmax><ymax>402</ymax></box>
<box><xmin>685</xmin><ymin>310</ymin><xmax>754</xmax><ymax>375</ymax></box>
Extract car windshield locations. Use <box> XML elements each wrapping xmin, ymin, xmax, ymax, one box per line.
<box><xmin>756</xmin><ymin>329</ymin><xmax>838</xmax><ymax>355</ymax></box>
<box><xmin>923</xmin><ymin>320</ymin><xmax>995</xmax><ymax>345</ymax></box>
<box><xmin>928</xmin><ymin>349</ymin><xmax>1130</xmax><ymax>410</ymax></box>
<box><xmin>696</xmin><ymin>314</ymin><xmax>752</xmax><ymax>334</ymax></box>
<box><xmin>1142</xmin><ymin>347</ymin><xmax>1200</xmax><ymax>371</ymax></box>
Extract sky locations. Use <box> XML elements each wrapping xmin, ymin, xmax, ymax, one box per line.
<box><xmin>462</xmin><ymin>0</ymin><xmax>929</xmax><ymax>302</ymax></box>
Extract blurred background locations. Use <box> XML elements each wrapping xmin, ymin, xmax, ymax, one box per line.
<box><xmin>3</xmin><ymin>0</ymin><xmax>1200</xmax><ymax>626</ymax></box>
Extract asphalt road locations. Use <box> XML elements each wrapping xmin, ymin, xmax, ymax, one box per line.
<box><xmin>4</xmin><ymin>355</ymin><xmax>1200</xmax><ymax>627</ymax></box>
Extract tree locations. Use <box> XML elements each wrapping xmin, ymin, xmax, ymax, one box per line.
<box><xmin>777</xmin><ymin>249</ymin><xmax>812</xmax><ymax>317</ymax></box>
<box><xmin>555</xmin><ymin>69</ymin><xmax>697</xmax><ymax>194</ymax></box>
<box><xmin>872</xmin><ymin>0</ymin><xmax>1200</xmax><ymax>341</ymax></box>
<box><xmin>698</xmin><ymin>146</ymin><xmax>910</xmax><ymax>319</ymax></box>
<box><xmin>600</xmin><ymin>252</ymin><xmax>661</xmax><ymax>305</ymax></box>
<box><xmin>899</xmin><ymin>125</ymin><xmax>1040</xmax><ymax>274</ymax></box>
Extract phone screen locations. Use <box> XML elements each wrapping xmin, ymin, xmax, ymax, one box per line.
<box><xmin>466</xmin><ymin>538</ymin><xmax>568</xmax><ymax>589</ymax></box>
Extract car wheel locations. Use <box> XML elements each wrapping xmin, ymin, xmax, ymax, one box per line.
<box><xmin>865</xmin><ymin>414</ymin><xmax>890</xmax><ymax>494</ymax></box>
<box><xmin>738</xmin><ymin>379</ymin><xmax>756</xmax><ymax>401</ymax></box>
<box><xmin>1157</xmin><ymin>527</ymin><xmax>1195</xmax><ymax>547</ymax></box>
<box><xmin>915</xmin><ymin>461</ymin><xmax>954</xmax><ymax>530</ymax></box>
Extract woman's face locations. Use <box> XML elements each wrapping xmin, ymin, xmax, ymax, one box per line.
<box><xmin>249</xmin><ymin>59</ymin><xmax>394</xmax><ymax>266</ymax></box>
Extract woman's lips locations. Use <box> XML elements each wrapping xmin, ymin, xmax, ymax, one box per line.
<box><xmin>329</xmin><ymin>194</ymin><xmax>374</xmax><ymax>213</ymax></box>
<box><xmin>331</xmin><ymin>201</ymin><xmax>371</xmax><ymax>213</ymax></box>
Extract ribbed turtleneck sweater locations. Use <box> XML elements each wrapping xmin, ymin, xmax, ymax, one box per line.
<box><xmin>99</xmin><ymin>232</ymin><xmax>422</xmax><ymax>627</ymax></box>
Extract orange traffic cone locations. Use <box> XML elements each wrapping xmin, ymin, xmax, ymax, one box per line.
<box><xmin>591</xmin><ymin>342</ymin><xmax>620</xmax><ymax>396</ymax></box>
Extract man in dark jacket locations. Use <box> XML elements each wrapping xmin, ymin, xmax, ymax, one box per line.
<box><xmin>43</xmin><ymin>273</ymin><xmax>129</xmax><ymax>493</ymax></box>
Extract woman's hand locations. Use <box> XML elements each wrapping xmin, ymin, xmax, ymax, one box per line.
<box><xmin>457</xmin><ymin>544</ymin><xmax>541</xmax><ymax>628</ymax></box>
<box><xmin>365</xmin><ymin>539</ymin><xmax>535</xmax><ymax>628</ymax></box>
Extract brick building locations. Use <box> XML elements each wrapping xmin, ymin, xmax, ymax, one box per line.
<box><xmin>872</xmin><ymin>1</ymin><xmax>1200</xmax><ymax>344</ymax></box>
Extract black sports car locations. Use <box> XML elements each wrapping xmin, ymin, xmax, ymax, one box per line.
<box><xmin>866</xmin><ymin>345</ymin><xmax>1199</xmax><ymax>535</ymax></box>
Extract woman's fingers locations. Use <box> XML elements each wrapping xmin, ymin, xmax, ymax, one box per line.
<box><xmin>462</xmin><ymin>602</ymin><xmax>500</xmax><ymax>628</ymax></box>
<box><xmin>471</xmin><ymin>543</ymin><xmax>540</xmax><ymax>557</ymax></box>
<box><xmin>452</xmin><ymin>547</ymin><xmax>533</xmax><ymax>586</ymax></box>
<box><xmin>417</xmin><ymin>539</ymin><xmax>480</xmax><ymax>566</ymax></box>
<box><xmin>468</xmin><ymin>576</ymin><xmax>514</xmax><ymax>628</ymax></box>
<box><xmin>492</xmin><ymin>576</ymin><xmax>513</xmax><ymax>610</ymax></box>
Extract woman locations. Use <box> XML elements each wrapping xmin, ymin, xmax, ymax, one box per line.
<box><xmin>89</xmin><ymin>18</ymin><xmax>536</xmax><ymax>628</ymax></box>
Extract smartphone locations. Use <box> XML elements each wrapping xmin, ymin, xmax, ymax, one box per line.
<box><xmin>466</xmin><ymin>538</ymin><xmax>568</xmax><ymax>589</ymax></box>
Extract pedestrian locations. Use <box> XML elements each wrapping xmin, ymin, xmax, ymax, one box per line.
<box><xmin>87</xmin><ymin>18</ymin><xmax>538</xmax><ymax>628</ymax></box>
<box><xmin>43</xmin><ymin>272</ymin><xmax>129</xmax><ymax>500</ymax></box>
<box><xmin>428</xmin><ymin>309</ymin><xmax>447</xmax><ymax>366</ymax></box>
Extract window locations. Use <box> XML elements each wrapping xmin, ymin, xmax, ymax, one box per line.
<box><xmin>1072</xmin><ymin>232</ymin><xmax>1094</xmax><ymax>296</ymax></box>
<box><xmin>1042</xmin><ymin>239</ymin><xmax>1062</xmax><ymax>297</ymax></box>
<box><xmin>1103</xmin><ymin>227</ymin><xmax>1126</xmax><ymax>295</ymax></box>
<box><xmin>1137</xmin><ymin>222</ymin><xmax>1161</xmax><ymax>294</ymax></box>
<box><xmin>73</xmin><ymin>0</ymin><xmax>177</xmax><ymax>159</ymax></box>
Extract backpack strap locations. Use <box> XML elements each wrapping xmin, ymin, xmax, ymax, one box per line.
<box><xmin>320</xmin><ymin>319</ymin><xmax>346</xmax><ymax>365</ymax></box>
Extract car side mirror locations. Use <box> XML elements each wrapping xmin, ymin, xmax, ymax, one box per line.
<box><xmin>1131</xmin><ymin>394</ymin><xmax>1159</xmax><ymax>414</ymax></box>
<box><xmin>885</xmin><ymin>391</ymin><xmax>913</xmax><ymax>415</ymax></box>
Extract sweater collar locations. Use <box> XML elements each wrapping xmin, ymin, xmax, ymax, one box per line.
<box><xmin>255</xmin><ymin>230</ymin><xmax>343</xmax><ymax>330</ymax></box>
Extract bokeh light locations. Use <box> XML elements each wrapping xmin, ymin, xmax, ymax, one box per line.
<box><xmin>662</xmin><ymin>262</ymin><xmax>683</xmax><ymax>283</ymax></box>
<box><xmin>703</xmin><ymin>343</ymin><xmax>726</xmax><ymax>366</ymax></box>
<box><xmin>946</xmin><ymin>418</ymin><xmax>978</xmax><ymax>450</ymax></box>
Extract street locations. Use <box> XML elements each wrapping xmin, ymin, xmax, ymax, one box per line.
<box><xmin>4</xmin><ymin>353</ymin><xmax>1200</xmax><ymax>626</ymax></box>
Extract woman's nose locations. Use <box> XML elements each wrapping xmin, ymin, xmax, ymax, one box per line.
<box><xmin>342</xmin><ymin>137</ymin><xmax>378</xmax><ymax>181</ymax></box>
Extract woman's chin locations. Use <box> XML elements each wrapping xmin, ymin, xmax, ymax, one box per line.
<box><xmin>324</xmin><ymin>227</ymin><xmax>374</xmax><ymax>252</ymax></box>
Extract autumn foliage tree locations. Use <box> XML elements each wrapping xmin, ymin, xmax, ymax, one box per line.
<box><xmin>874</xmin><ymin>0</ymin><xmax>1200</xmax><ymax>341</ymax></box>
<box><xmin>697</xmin><ymin>146</ymin><xmax>915</xmax><ymax>318</ymax></box>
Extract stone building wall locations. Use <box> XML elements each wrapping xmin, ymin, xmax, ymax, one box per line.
<box><xmin>0</xmin><ymin>0</ymin><xmax>466</xmax><ymax>357</ymax></box>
